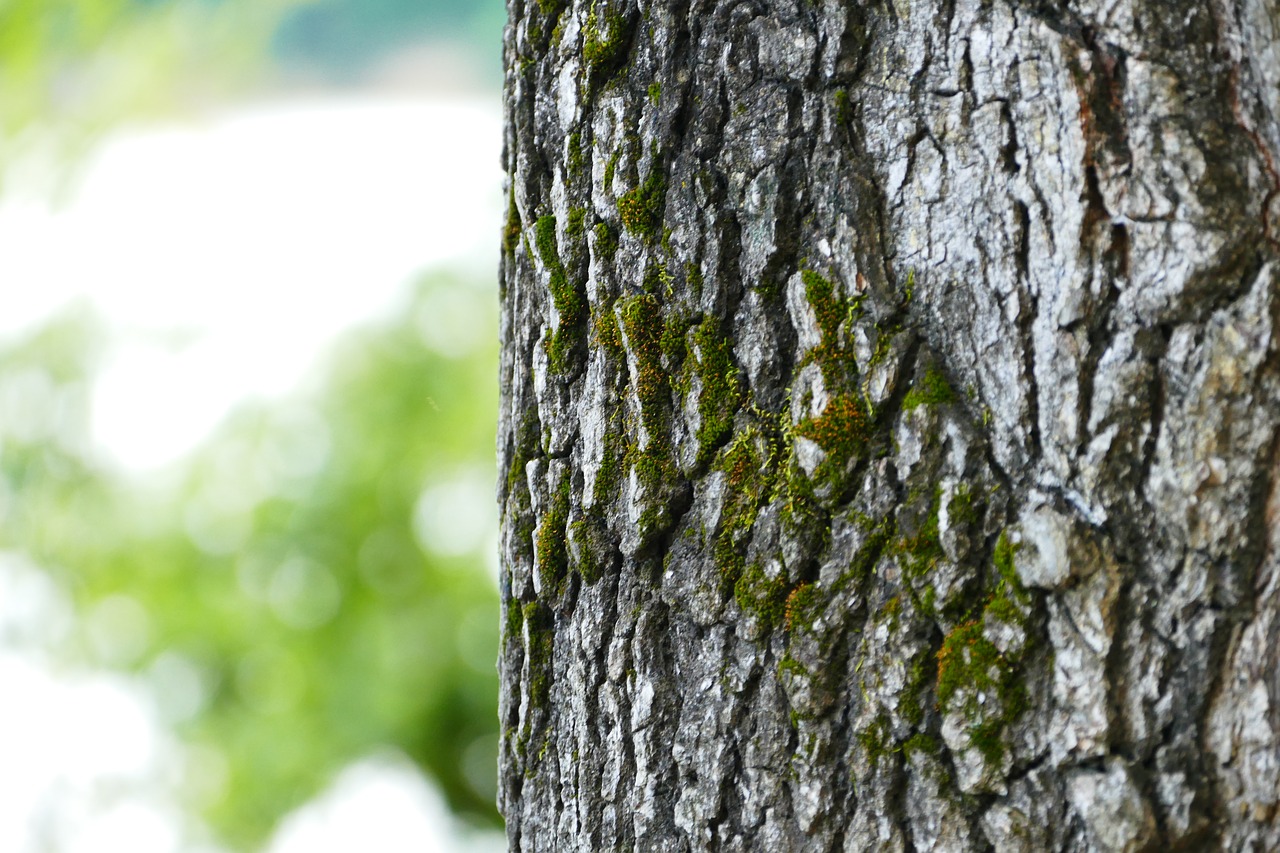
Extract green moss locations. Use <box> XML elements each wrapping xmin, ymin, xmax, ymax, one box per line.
<box><xmin>591</xmin><ymin>421</ymin><xmax>624</xmax><ymax>507</ymax></box>
<box><xmin>582</xmin><ymin>8</ymin><xmax>626</xmax><ymax>74</ymax></box>
<box><xmin>691</xmin><ymin>318</ymin><xmax>742</xmax><ymax>466</ymax></box>
<box><xmin>535</xmin><ymin>215</ymin><xmax>586</xmax><ymax>374</ymax></box>
<box><xmin>833</xmin><ymin>88</ymin><xmax>851</xmax><ymax>125</ymax></box>
<box><xmin>659</xmin><ymin>311</ymin><xmax>689</xmax><ymax>374</ymax></box>
<box><xmin>992</xmin><ymin>531</ymin><xmax>1025</xmax><ymax>598</ymax></box>
<box><xmin>857</xmin><ymin>714</ymin><xmax>893</xmax><ymax>769</ymax></box>
<box><xmin>900</xmin><ymin>652</ymin><xmax>931</xmax><ymax>727</ymax></box>
<box><xmin>617</xmin><ymin>168</ymin><xmax>666</xmax><ymax>238</ymax></box>
<box><xmin>535</xmin><ymin>477</ymin><xmax>571</xmax><ymax>595</ymax></box>
<box><xmin>603</xmin><ymin>147</ymin><xmax>622</xmax><ymax>190</ymax></box>
<box><xmin>647</xmin><ymin>81</ymin><xmax>661</xmax><ymax>105</ymax></box>
<box><xmin>566</xmin><ymin>206</ymin><xmax>587</xmax><ymax>240</ymax></box>
<box><xmin>593</xmin><ymin>221</ymin><xmax>618</xmax><ymax>263</ymax></box>
<box><xmin>799</xmin><ymin>268</ymin><xmax>860</xmax><ymax>388</ymax></box>
<box><xmin>684</xmin><ymin>261</ymin><xmax>704</xmax><ymax>302</ymax></box>
<box><xmin>522</xmin><ymin>601</ymin><xmax>555</xmax><ymax>709</ymax></box>
<box><xmin>832</xmin><ymin>522</ymin><xmax>892</xmax><ymax>594</ymax></box>
<box><xmin>618</xmin><ymin>293</ymin><xmax>668</xmax><ymax>436</ymax></box>
<box><xmin>902</xmin><ymin>732</ymin><xmax>939</xmax><ymax>757</ymax></box>
<box><xmin>502</xmin><ymin>189</ymin><xmax>522</xmax><ymax>257</ymax></box>
<box><xmin>903</xmin><ymin>365</ymin><xmax>955</xmax><ymax>411</ymax></box>
<box><xmin>734</xmin><ymin>561</ymin><xmax>789</xmax><ymax>630</ymax></box>
<box><xmin>505</xmin><ymin>414</ymin><xmax>541</xmax><ymax>496</ymax></box>
<box><xmin>569</xmin><ymin>517</ymin><xmax>606</xmax><ymax>584</ymax></box>
<box><xmin>567</xmin><ymin>132</ymin><xmax>585</xmax><ymax>177</ymax></box>
<box><xmin>936</xmin><ymin>621</ymin><xmax>997</xmax><ymax>709</ymax></box>
<box><xmin>803</xmin><ymin>270</ymin><xmax>843</xmax><ymax>342</ymax></box>
<box><xmin>934</xmin><ymin>532</ymin><xmax>1034</xmax><ymax>767</ymax></box>
<box><xmin>880</xmin><ymin>594</ymin><xmax>902</xmax><ymax>628</ymax></box>
<box><xmin>793</xmin><ymin>392</ymin><xmax>871</xmax><ymax>489</ymax></box>
<box><xmin>897</xmin><ymin>487</ymin><xmax>943</xmax><ymax>582</ymax></box>
<box><xmin>512</xmin><ymin>494</ymin><xmax>536</xmax><ymax>562</ymax></box>
<box><xmin>592</xmin><ymin>298</ymin><xmax>624</xmax><ymax>359</ymax></box>
<box><xmin>712</xmin><ymin>429</ymin><xmax>778</xmax><ymax>594</ymax></box>
<box><xmin>504</xmin><ymin>599</ymin><xmax>524</xmax><ymax>643</ymax></box>
<box><xmin>967</xmin><ymin>719</ymin><xmax>1006</xmax><ymax>766</ymax></box>
<box><xmin>713</xmin><ymin>535</ymin><xmax>746</xmax><ymax>593</ymax></box>
<box><xmin>784</xmin><ymin>582</ymin><xmax>821</xmax><ymax>632</ymax></box>
<box><xmin>616</xmin><ymin>293</ymin><xmax>681</xmax><ymax>543</ymax></box>
<box><xmin>778</xmin><ymin>655</ymin><xmax>808</xmax><ymax>680</ymax></box>
<box><xmin>948</xmin><ymin>483</ymin><xmax>979</xmax><ymax>527</ymax></box>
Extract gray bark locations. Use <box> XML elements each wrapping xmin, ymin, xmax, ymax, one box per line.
<box><xmin>496</xmin><ymin>0</ymin><xmax>1280</xmax><ymax>850</ymax></box>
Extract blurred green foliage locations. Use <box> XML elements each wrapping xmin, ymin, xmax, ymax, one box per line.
<box><xmin>0</xmin><ymin>0</ymin><xmax>301</xmax><ymax>185</ymax></box>
<box><xmin>1</xmin><ymin>272</ymin><xmax>501</xmax><ymax>847</ymax></box>
<box><xmin>0</xmin><ymin>1</ymin><xmax>506</xmax><ymax>847</ymax></box>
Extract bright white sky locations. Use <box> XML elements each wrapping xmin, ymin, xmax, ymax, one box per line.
<box><xmin>0</xmin><ymin>94</ymin><xmax>503</xmax><ymax>470</ymax></box>
<box><xmin>0</xmin><ymin>96</ymin><xmax>506</xmax><ymax>852</ymax></box>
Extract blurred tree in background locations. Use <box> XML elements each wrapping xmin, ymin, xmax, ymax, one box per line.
<box><xmin>2</xmin><ymin>273</ymin><xmax>501</xmax><ymax>847</ymax></box>
<box><xmin>0</xmin><ymin>0</ymin><xmax>506</xmax><ymax>849</ymax></box>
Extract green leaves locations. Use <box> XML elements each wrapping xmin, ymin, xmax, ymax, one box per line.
<box><xmin>0</xmin><ymin>272</ymin><xmax>502</xmax><ymax>847</ymax></box>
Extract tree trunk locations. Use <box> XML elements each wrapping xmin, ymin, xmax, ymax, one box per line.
<box><xmin>496</xmin><ymin>0</ymin><xmax>1280</xmax><ymax>849</ymax></box>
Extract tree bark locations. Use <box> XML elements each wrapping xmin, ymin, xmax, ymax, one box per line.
<box><xmin>497</xmin><ymin>0</ymin><xmax>1280</xmax><ymax>849</ymax></box>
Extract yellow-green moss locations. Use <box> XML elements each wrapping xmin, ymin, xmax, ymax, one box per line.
<box><xmin>603</xmin><ymin>147</ymin><xmax>623</xmax><ymax>190</ymax></box>
<box><xmin>691</xmin><ymin>318</ymin><xmax>742</xmax><ymax>466</ymax></box>
<box><xmin>684</xmin><ymin>261</ymin><xmax>704</xmax><ymax>301</ymax></box>
<box><xmin>569</xmin><ymin>517</ymin><xmax>606</xmax><ymax>584</ymax></box>
<box><xmin>659</xmin><ymin>310</ymin><xmax>689</xmax><ymax>366</ymax></box>
<box><xmin>734</xmin><ymin>561</ymin><xmax>789</xmax><ymax>630</ymax></box>
<box><xmin>535</xmin><ymin>215</ymin><xmax>586</xmax><ymax>374</ymax></box>
<box><xmin>522</xmin><ymin>600</ymin><xmax>555</xmax><ymax>709</ymax></box>
<box><xmin>567</xmin><ymin>132</ymin><xmax>585</xmax><ymax>178</ymax></box>
<box><xmin>900</xmin><ymin>651</ymin><xmax>931</xmax><ymax>727</ymax></box>
<box><xmin>618</xmin><ymin>293</ymin><xmax>667</xmax><ymax>435</ymax></box>
<box><xmin>902</xmin><ymin>732</ymin><xmax>940</xmax><ymax>757</ymax></box>
<box><xmin>934</xmin><ymin>531</ymin><xmax>1033</xmax><ymax>767</ymax></box>
<box><xmin>566</xmin><ymin>206</ymin><xmax>587</xmax><ymax>240</ymax></box>
<box><xmin>535</xmin><ymin>477</ymin><xmax>571</xmax><ymax>595</ymax></box>
<box><xmin>793</xmin><ymin>392</ymin><xmax>871</xmax><ymax>489</ymax></box>
<box><xmin>712</xmin><ymin>429</ymin><xmax>777</xmax><ymax>594</ymax></box>
<box><xmin>591</xmin><ymin>421</ymin><xmax>625</xmax><ymax>507</ymax></box>
<box><xmin>617</xmin><ymin>168</ymin><xmax>665</xmax><ymax>238</ymax></box>
<box><xmin>502</xmin><ymin>189</ymin><xmax>522</xmax><ymax>257</ymax></box>
<box><xmin>857</xmin><ymin>713</ymin><xmax>893</xmax><ymax>769</ymax></box>
<box><xmin>784</xmin><ymin>582</ymin><xmax>821</xmax><ymax>632</ymax></box>
<box><xmin>800</xmin><ymin>268</ymin><xmax>860</xmax><ymax>388</ymax></box>
<box><xmin>593</xmin><ymin>221</ymin><xmax>618</xmax><ymax>263</ymax></box>
<box><xmin>903</xmin><ymin>365</ymin><xmax>956</xmax><ymax>411</ymax></box>
<box><xmin>592</xmin><ymin>297</ymin><xmax>624</xmax><ymax>359</ymax></box>
<box><xmin>948</xmin><ymin>483</ymin><xmax>979</xmax><ymax>527</ymax></box>
<box><xmin>833</xmin><ymin>88</ymin><xmax>851</xmax><ymax>125</ymax></box>
<box><xmin>897</xmin><ymin>487</ymin><xmax>943</xmax><ymax>582</ymax></box>
<box><xmin>504</xmin><ymin>600</ymin><xmax>524</xmax><ymax>644</ymax></box>
<box><xmin>583</xmin><ymin>8</ymin><xmax>626</xmax><ymax>73</ymax></box>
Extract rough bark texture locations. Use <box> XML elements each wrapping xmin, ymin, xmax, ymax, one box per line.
<box><xmin>497</xmin><ymin>1</ymin><xmax>1280</xmax><ymax>850</ymax></box>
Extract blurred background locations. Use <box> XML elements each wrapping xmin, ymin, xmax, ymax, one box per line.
<box><xmin>0</xmin><ymin>1</ymin><xmax>507</xmax><ymax>850</ymax></box>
